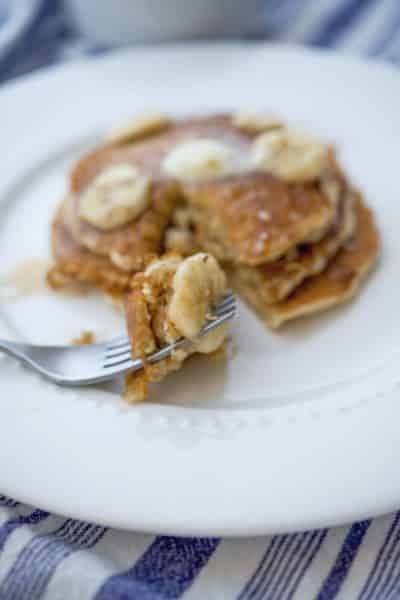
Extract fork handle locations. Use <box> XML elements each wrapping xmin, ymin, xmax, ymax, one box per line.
<box><xmin>0</xmin><ymin>339</ymin><xmax>27</xmax><ymax>360</ymax></box>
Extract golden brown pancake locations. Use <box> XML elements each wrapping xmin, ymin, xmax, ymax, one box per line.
<box><xmin>235</xmin><ymin>197</ymin><xmax>379</xmax><ymax>328</ymax></box>
<box><xmin>47</xmin><ymin>200</ymin><xmax>132</xmax><ymax>297</ymax></box>
<box><xmin>68</xmin><ymin>115</ymin><xmax>338</xmax><ymax>268</ymax></box>
<box><xmin>184</xmin><ymin>171</ymin><xmax>338</xmax><ymax>266</ymax></box>
<box><xmin>67</xmin><ymin>116</ymin><xmax>252</xmax><ymax>271</ymax></box>
<box><xmin>123</xmin><ymin>253</ymin><xmax>228</xmax><ymax>403</ymax></box>
<box><xmin>68</xmin><ymin>179</ymin><xmax>179</xmax><ymax>272</ymax></box>
<box><xmin>71</xmin><ymin>115</ymin><xmax>251</xmax><ymax>189</ymax></box>
<box><xmin>48</xmin><ymin>113</ymin><xmax>380</xmax><ymax>344</ymax></box>
<box><xmin>228</xmin><ymin>185</ymin><xmax>357</xmax><ymax>304</ymax></box>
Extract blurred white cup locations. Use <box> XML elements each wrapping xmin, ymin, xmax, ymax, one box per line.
<box><xmin>64</xmin><ymin>0</ymin><xmax>265</xmax><ymax>45</ymax></box>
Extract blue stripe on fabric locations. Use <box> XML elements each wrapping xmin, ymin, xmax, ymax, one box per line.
<box><xmin>314</xmin><ymin>520</ymin><xmax>371</xmax><ymax>600</ymax></box>
<box><xmin>0</xmin><ymin>519</ymin><xmax>74</xmax><ymax>599</ymax></box>
<box><xmin>0</xmin><ymin>509</ymin><xmax>49</xmax><ymax>553</ymax></box>
<box><xmin>368</xmin><ymin>2</ymin><xmax>400</xmax><ymax>55</ymax></box>
<box><xmin>376</xmin><ymin>538</ymin><xmax>400</xmax><ymax>600</ymax></box>
<box><xmin>309</xmin><ymin>0</ymin><xmax>379</xmax><ymax>46</ymax></box>
<box><xmin>247</xmin><ymin>530</ymin><xmax>327</xmax><ymax>600</ymax></box>
<box><xmin>238</xmin><ymin>535</ymin><xmax>294</xmax><ymax>600</ymax></box>
<box><xmin>254</xmin><ymin>0</ymin><xmax>314</xmax><ymax>40</ymax></box>
<box><xmin>359</xmin><ymin>512</ymin><xmax>400</xmax><ymax>600</ymax></box>
<box><xmin>28</xmin><ymin>525</ymin><xmax>105</xmax><ymax>600</ymax></box>
<box><xmin>95</xmin><ymin>536</ymin><xmax>219</xmax><ymax>600</ymax></box>
<box><xmin>0</xmin><ymin>496</ymin><xmax>18</xmax><ymax>508</ymax></box>
<box><xmin>268</xmin><ymin>0</ymin><xmax>294</xmax><ymax>13</ymax></box>
<box><xmin>268</xmin><ymin>0</ymin><xmax>311</xmax><ymax>25</ymax></box>
<box><xmin>358</xmin><ymin>514</ymin><xmax>400</xmax><ymax>600</ymax></box>
<box><xmin>255</xmin><ymin>532</ymin><xmax>314</xmax><ymax>600</ymax></box>
<box><xmin>0</xmin><ymin>519</ymin><xmax>106</xmax><ymax>600</ymax></box>
<box><xmin>0</xmin><ymin>0</ymin><xmax>69</xmax><ymax>84</ymax></box>
<box><xmin>285</xmin><ymin>530</ymin><xmax>328</xmax><ymax>600</ymax></box>
<box><xmin>237</xmin><ymin>536</ymin><xmax>280</xmax><ymax>600</ymax></box>
<box><xmin>254</xmin><ymin>535</ymin><xmax>301</xmax><ymax>600</ymax></box>
<box><xmin>255</xmin><ymin>533</ymin><xmax>316</xmax><ymax>600</ymax></box>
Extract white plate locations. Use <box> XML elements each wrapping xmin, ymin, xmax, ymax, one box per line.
<box><xmin>0</xmin><ymin>44</ymin><xmax>399</xmax><ymax>536</ymax></box>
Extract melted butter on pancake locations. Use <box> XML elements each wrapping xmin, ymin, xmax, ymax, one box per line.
<box><xmin>232</xmin><ymin>111</ymin><xmax>284</xmax><ymax>133</ymax></box>
<box><xmin>162</xmin><ymin>138</ymin><xmax>245</xmax><ymax>182</ymax></box>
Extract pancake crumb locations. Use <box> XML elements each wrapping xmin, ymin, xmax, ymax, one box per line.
<box><xmin>72</xmin><ymin>331</ymin><xmax>95</xmax><ymax>346</ymax></box>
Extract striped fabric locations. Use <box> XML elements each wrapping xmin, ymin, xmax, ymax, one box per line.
<box><xmin>0</xmin><ymin>1</ymin><xmax>399</xmax><ymax>598</ymax></box>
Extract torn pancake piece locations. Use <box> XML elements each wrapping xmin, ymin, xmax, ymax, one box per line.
<box><xmin>124</xmin><ymin>252</ymin><xmax>229</xmax><ymax>403</ymax></box>
<box><xmin>237</xmin><ymin>196</ymin><xmax>380</xmax><ymax>328</ymax></box>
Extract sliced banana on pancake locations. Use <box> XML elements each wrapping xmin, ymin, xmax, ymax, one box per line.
<box><xmin>252</xmin><ymin>128</ymin><xmax>329</xmax><ymax>183</ymax></box>
<box><xmin>79</xmin><ymin>164</ymin><xmax>150</xmax><ymax>230</ymax></box>
<box><xmin>106</xmin><ymin>113</ymin><xmax>170</xmax><ymax>145</ymax></box>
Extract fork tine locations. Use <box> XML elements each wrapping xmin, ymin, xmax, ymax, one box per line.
<box><xmin>214</xmin><ymin>297</ymin><xmax>235</xmax><ymax>316</ymax></box>
<box><xmin>103</xmin><ymin>295</ymin><xmax>236</xmax><ymax>373</ymax></box>
<box><xmin>102</xmin><ymin>357</ymin><xmax>143</xmax><ymax>373</ymax></box>
<box><xmin>103</xmin><ymin>351</ymin><xmax>133</xmax><ymax>368</ymax></box>
<box><xmin>218</xmin><ymin>292</ymin><xmax>234</xmax><ymax>306</ymax></box>
<box><xmin>103</xmin><ymin>355</ymin><xmax>137</xmax><ymax>370</ymax></box>
<box><xmin>106</xmin><ymin>296</ymin><xmax>234</xmax><ymax>359</ymax></box>
<box><xmin>201</xmin><ymin>308</ymin><xmax>237</xmax><ymax>336</ymax></box>
<box><xmin>106</xmin><ymin>336</ymin><xmax>131</xmax><ymax>351</ymax></box>
<box><xmin>105</xmin><ymin>342</ymin><xmax>132</xmax><ymax>359</ymax></box>
<box><xmin>146</xmin><ymin>337</ymin><xmax>189</xmax><ymax>364</ymax></box>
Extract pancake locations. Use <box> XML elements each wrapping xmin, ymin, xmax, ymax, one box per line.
<box><xmin>68</xmin><ymin>115</ymin><xmax>338</xmax><ymax>268</ymax></box>
<box><xmin>68</xmin><ymin>178</ymin><xmax>180</xmax><ymax>272</ymax></box>
<box><xmin>123</xmin><ymin>253</ymin><xmax>228</xmax><ymax>403</ymax></box>
<box><xmin>47</xmin><ymin>199</ymin><xmax>132</xmax><ymax>297</ymax></box>
<box><xmin>228</xmin><ymin>184</ymin><xmax>357</xmax><ymax>304</ymax></box>
<box><xmin>68</xmin><ymin>116</ymin><xmax>250</xmax><ymax>270</ymax></box>
<box><xmin>184</xmin><ymin>170</ymin><xmax>338</xmax><ymax>266</ymax></box>
<box><xmin>236</xmin><ymin>197</ymin><xmax>379</xmax><ymax>328</ymax></box>
<box><xmin>71</xmin><ymin>115</ymin><xmax>251</xmax><ymax>189</ymax></box>
<box><xmin>48</xmin><ymin>112</ymin><xmax>380</xmax><ymax>342</ymax></box>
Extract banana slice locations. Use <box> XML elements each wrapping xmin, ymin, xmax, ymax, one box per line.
<box><xmin>164</xmin><ymin>227</ymin><xmax>197</xmax><ymax>256</ymax></box>
<box><xmin>320</xmin><ymin>173</ymin><xmax>342</xmax><ymax>208</ymax></box>
<box><xmin>79</xmin><ymin>164</ymin><xmax>150</xmax><ymax>230</ymax></box>
<box><xmin>162</xmin><ymin>138</ymin><xmax>240</xmax><ymax>182</ymax></box>
<box><xmin>171</xmin><ymin>207</ymin><xmax>193</xmax><ymax>229</ymax></box>
<box><xmin>194</xmin><ymin>323</ymin><xmax>229</xmax><ymax>354</ymax></box>
<box><xmin>106</xmin><ymin>113</ymin><xmax>170</xmax><ymax>145</ymax></box>
<box><xmin>252</xmin><ymin>128</ymin><xmax>329</xmax><ymax>183</ymax></box>
<box><xmin>232</xmin><ymin>111</ymin><xmax>284</xmax><ymax>133</ymax></box>
<box><xmin>144</xmin><ymin>255</ymin><xmax>181</xmax><ymax>285</ymax></box>
<box><xmin>168</xmin><ymin>253</ymin><xmax>227</xmax><ymax>340</ymax></box>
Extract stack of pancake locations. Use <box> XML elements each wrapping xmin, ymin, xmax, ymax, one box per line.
<box><xmin>48</xmin><ymin>113</ymin><xmax>380</xmax><ymax>328</ymax></box>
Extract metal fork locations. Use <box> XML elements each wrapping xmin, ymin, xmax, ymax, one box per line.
<box><xmin>0</xmin><ymin>292</ymin><xmax>236</xmax><ymax>386</ymax></box>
